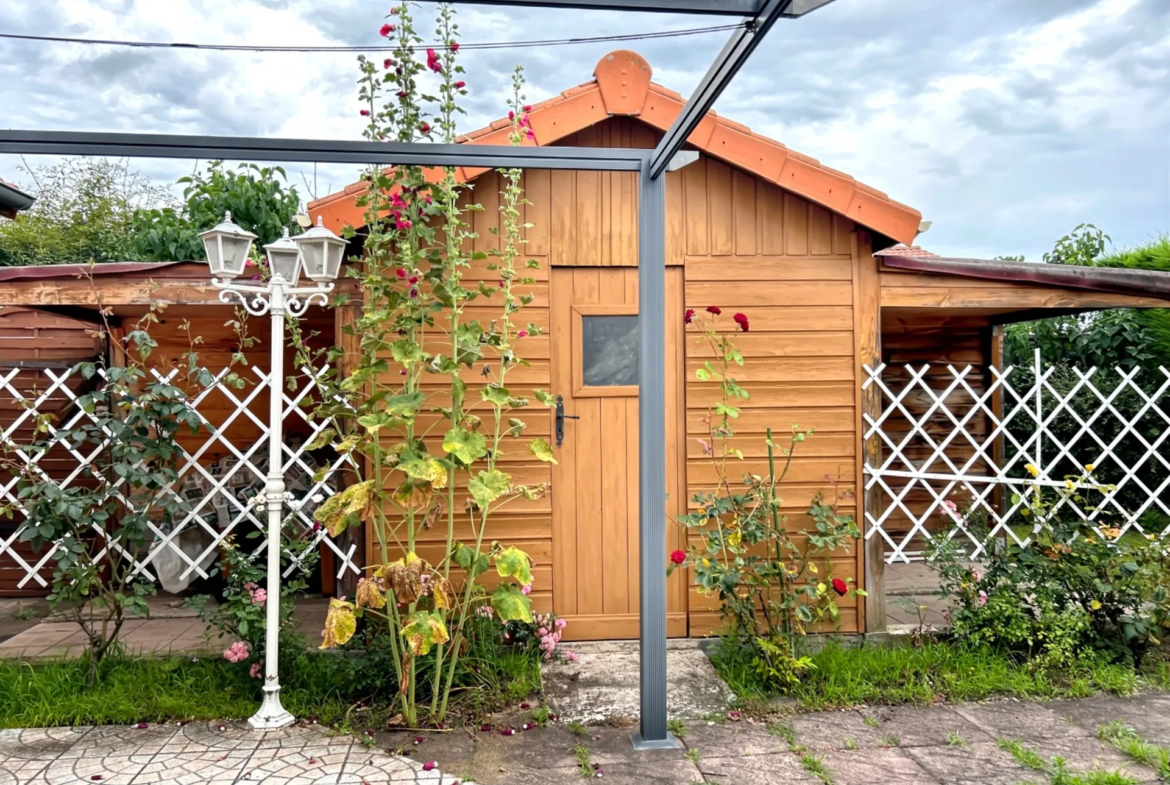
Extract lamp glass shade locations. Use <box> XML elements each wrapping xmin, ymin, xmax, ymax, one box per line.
<box><xmin>264</xmin><ymin>227</ymin><xmax>303</xmax><ymax>285</ymax></box>
<box><xmin>294</xmin><ymin>217</ymin><xmax>347</xmax><ymax>283</ymax></box>
<box><xmin>198</xmin><ymin>212</ymin><xmax>258</xmax><ymax>280</ymax></box>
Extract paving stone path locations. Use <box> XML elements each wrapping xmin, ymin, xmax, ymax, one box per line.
<box><xmin>0</xmin><ymin>721</ymin><xmax>467</xmax><ymax>785</ymax></box>
<box><xmin>2</xmin><ymin>693</ymin><xmax>1168</xmax><ymax>784</ymax></box>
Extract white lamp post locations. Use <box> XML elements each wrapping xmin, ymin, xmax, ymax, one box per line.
<box><xmin>199</xmin><ymin>212</ymin><xmax>347</xmax><ymax>730</ymax></box>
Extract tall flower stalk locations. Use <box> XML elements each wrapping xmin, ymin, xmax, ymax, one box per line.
<box><xmin>299</xmin><ymin>3</ymin><xmax>553</xmax><ymax>728</ymax></box>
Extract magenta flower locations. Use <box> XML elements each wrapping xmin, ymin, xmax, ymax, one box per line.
<box><xmin>454</xmin><ymin>80</ymin><xmax>466</xmax><ymax>89</ymax></box>
<box><xmin>426</xmin><ymin>49</ymin><xmax>442</xmax><ymax>73</ymax></box>
<box><xmin>379</xmin><ymin>23</ymin><xmax>394</xmax><ymax>36</ymax></box>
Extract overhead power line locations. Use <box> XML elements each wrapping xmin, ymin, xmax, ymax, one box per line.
<box><xmin>0</xmin><ymin>24</ymin><xmax>745</xmax><ymax>54</ymax></box>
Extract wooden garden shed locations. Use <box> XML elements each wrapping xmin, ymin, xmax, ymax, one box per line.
<box><xmin>308</xmin><ymin>49</ymin><xmax>1170</xmax><ymax>638</ymax></box>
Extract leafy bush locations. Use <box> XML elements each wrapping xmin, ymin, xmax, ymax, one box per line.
<box><xmin>669</xmin><ymin>308</ymin><xmax>861</xmax><ymax>691</ymax></box>
<box><xmin>930</xmin><ymin>466</ymin><xmax>1170</xmax><ymax>667</ymax></box>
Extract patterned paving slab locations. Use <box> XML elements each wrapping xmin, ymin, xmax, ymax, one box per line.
<box><xmin>0</xmin><ymin>723</ymin><xmax>469</xmax><ymax>785</ymax></box>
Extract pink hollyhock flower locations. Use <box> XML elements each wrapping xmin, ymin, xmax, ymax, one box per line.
<box><xmin>426</xmin><ymin>49</ymin><xmax>442</xmax><ymax>73</ymax></box>
<box><xmin>379</xmin><ymin>23</ymin><xmax>394</xmax><ymax>36</ymax></box>
<box><xmin>223</xmin><ymin>641</ymin><xmax>250</xmax><ymax>663</ymax></box>
<box><xmin>450</xmin><ymin>42</ymin><xmax>460</xmax><ymax>52</ymax></box>
<box><xmin>360</xmin><ymin>109</ymin><xmax>370</xmax><ymax>117</ymax></box>
<box><xmin>523</xmin><ymin>104</ymin><xmax>533</xmax><ymax>112</ymax></box>
<box><xmin>454</xmin><ymin>80</ymin><xmax>466</xmax><ymax>89</ymax></box>
<box><xmin>383</xmin><ymin>58</ymin><xmax>393</xmax><ymax>69</ymax></box>
<box><xmin>517</xmin><ymin>330</ymin><xmax>528</xmax><ymax>338</ymax></box>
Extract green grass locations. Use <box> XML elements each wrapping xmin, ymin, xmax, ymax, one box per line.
<box><xmin>800</xmin><ymin>753</ymin><xmax>834</xmax><ymax>784</ymax></box>
<box><xmin>668</xmin><ymin>718</ymin><xmax>687</xmax><ymax>738</ymax></box>
<box><xmin>572</xmin><ymin>744</ymin><xmax>594</xmax><ymax>778</ymax></box>
<box><xmin>999</xmin><ymin>738</ymin><xmax>1139</xmax><ymax>785</ymax></box>
<box><xmin>0</xmin><ymin>639</ymin><xmax>544</xmax><ymax>729</ymax></box>
<box><xmin>1096</xmin><ymin>721</ymin><xmax>1170</xmax><ymax>779</ymax></box>
<box><xmin>710</xmin><ymin>639</ymin><xmax>1165</xmax><ymax>710</ymax></box>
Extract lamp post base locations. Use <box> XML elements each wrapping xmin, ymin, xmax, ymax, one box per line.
<box><xmin>248</xmin><ymin>687</ymin><xmax>294</xmax><ymax>730</ymax></box>
<box><xmin>629</xmin><ymin>731</ymin><xmax>682</xmax><ymax>751</ymax></box>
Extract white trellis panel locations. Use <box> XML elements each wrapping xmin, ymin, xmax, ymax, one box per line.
<box><xmin>862</xmin><ymin>351</ymin><xmax>1170</xmax><ymax>564</ymax></box>
<box><xmin>0</xmin><ymin>362</ymin><xmax>361</xmax><ymax>591</ymax></box>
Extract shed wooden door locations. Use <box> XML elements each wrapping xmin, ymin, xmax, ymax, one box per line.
<box><xmin>550</xmin><ymin>267</ymin><xmax>688</xmax><ymax>641</ymax></box>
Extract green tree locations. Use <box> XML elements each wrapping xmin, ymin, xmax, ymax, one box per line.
<box><xmin>131</xmin><ymin>161</ymin><xmax>301</xmax><ymax>261</ymax></box>
<box><xmin>0</xmin><ymin>158</ymin><xmax>170</xmax><ymax>266</ymax></box>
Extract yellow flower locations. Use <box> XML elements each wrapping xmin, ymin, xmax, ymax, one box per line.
<box><xmin>1084</xmin><ymin>463</ymin><xmax>1095</xmax><ymax>472</ymax></box>
<box><xmin>727</xmin><ymin>531</ymin><xmax>742</xmax><ymax>548</ymax></box>
<box><xmin>1025</xmin><ymin>464</ymin><xmax>1040</xmax><ymax>478</ymax></box>
<box><xmin>1090</xmin><ymin>599</ymin><xmax>1102</xmax><ymax>611</ymax></box>
<box><xmin>1148</xmin><ymin>534</ymin><xmax>1157</xmax><ymax>541</ymax></box>
<box><xmin>701</xmin><ymin>558</ymin><xmax>710</xmax><ymax>567</ymax></box>
<box><xmin>1065</xmin><ymin>479</ymin><xmax>1075</xmax><ymax>491</ymax></box>
<box><xmin>1099</xmin><ymin>525</ymin><xmax>1122</xmax><ymax>540</ymax></box>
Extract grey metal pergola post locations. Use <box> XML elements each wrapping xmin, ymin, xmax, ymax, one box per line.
<box><xmin>0</xmin><ymin>0</ymin><xmax>833</xmax><ymax>748</ymax></box>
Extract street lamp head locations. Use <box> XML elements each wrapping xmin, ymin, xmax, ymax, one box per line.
<box><xmin>293</xmin><ymin>216</ymin><xmax>346</xmax><ymax>284</ymax></box>
<box><xmin>264</xmin><ymin>227</ymin><xmax>303</xmax><ymax>286</ymax></box>
<box><xmin>199</xmin><ymin>211</ymin><xmax>258</xmax><ymax>281</ymax></box>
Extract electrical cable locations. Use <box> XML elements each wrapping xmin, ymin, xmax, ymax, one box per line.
<box><xmin>0</xmin><ymin>23</ymin><xmax>746</xmax><ymax>54</ymax></box>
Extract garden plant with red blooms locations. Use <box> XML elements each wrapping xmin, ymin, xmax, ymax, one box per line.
<box><xmin>670</xmin><ymin>307</ymin><xmax>862</xmax><ymax>690</ymax></box>
<box><xmin>285</xmin><ymin>2</ymin><xmax>553</xmax><ymax>729</ymax></box>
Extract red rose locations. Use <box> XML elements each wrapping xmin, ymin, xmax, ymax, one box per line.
<box><xmin>706</xmin><ymin>306</ymin><xmax>721</xmax><ymax>315</ymax></box>
<box><xmin>379</xmin><ymin>23</ymin><xmax>394</xmax><ymax>36</ymax></box>
<box><xmin>733</xmin><ymin>312</ymin><xmax>749</xmax><ymax>332</ymax></box>
<box><xmin>684</xmin><ymin>308</ymin><xmax>696</xmax><ymax>324</ymax></box>
<box><xmin>831</xmin><ymin>578</ymin><xmax>847</xmax><ymax>596</ymax></box>
<box><xmin>669</xmin><ymin>550</ymin><xmax>686</xmax><ymax>565</ymax></box>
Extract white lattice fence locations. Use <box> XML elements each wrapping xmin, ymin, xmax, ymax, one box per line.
<box><xmin>0</xmin><ymin>362</ymin><xmax>361</xmax><ymax>592</ymax></box>
<box><xmin>862</xmin><ymin>351</ymin><xmax>1170</xmax><ymax>563</ymax></box>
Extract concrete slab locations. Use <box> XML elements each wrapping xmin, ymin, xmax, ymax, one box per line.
<box><xmin>542</xmin><ymin>640</ymin><xmax>733</xmax><ymax>724</ymax></box>
<box><xmin>819</xmin><ymin>747</ymin><xmax>941</xmax><ymax>785</ymax></box>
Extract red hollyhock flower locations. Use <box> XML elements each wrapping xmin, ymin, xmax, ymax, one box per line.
<box><xmin>383</xmin><ymin>58</ymin><xmax>393</xmax><ymax>69</ymax></box>
<box><xmin>454</xmin><ymin>80</ymin><xmax>466</xmax><ymax>89</ymax></box>
<box><xmin>359</xmin><ymin>109</ymin><xmax>370</xmax><ymax>117</ymax></box>
<box><xmin>379</xmin><ymin>23</ymin><xmax>394</xmax><ymax>36</ymax></box>
<box><xmin>706</xmin><ymin>306</ymin><xmax>722</xmax><ymax>315</ymax></box>
<box><xmin>450</xmin><ymin>42</ymin><xmax>460</xmax><ymax>52</ymax></box>
<box><xmin>426</xmin><ymin>49</ymin><xmax>442</xmax><ymax>73</ymax></box>
<box><xmin>733</xmin><ymin>312</ymin><xmax>749</xmax><ymax>332</ymax></box>
<box><xmin>684</xmin><ymin>308</ymin><xmax>696</xmax><ymax>324</ymax></box>
<box><xmin>831</xmin><ymin>578</ymin><xmax>848</xmax><ymax>596</ymax></box>
<box><xmin>523</xmin><ymin>104</ymin><xmax>533</xmax><ymax>112</ymax></box>
<box><xmin>419</xmin><ymin>122</ymin><xmax>432</xmax><ymax>134</ymax></box>
<box><xmin>669</xmin><ymin>550</ymin><xmax>686</xmax><ymax>565</ymax></box>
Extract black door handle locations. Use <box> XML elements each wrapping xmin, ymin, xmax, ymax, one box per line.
<box><xmin>555</xmin><ymin>394</ymin><xmax>578</xmax><ymax>447</ymax></box>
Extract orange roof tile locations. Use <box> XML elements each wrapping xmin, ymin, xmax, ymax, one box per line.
<box><xmin>308</xmin><ymin>50</ymin><xmax>922</xmax><ymax>245</ymax></box>
<box><xmin>874</xmin><ymin>243</ymin><xmax>939</xmax><ymax>258</ymax></box>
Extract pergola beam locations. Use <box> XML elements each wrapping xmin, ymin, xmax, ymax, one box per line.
<box><xmin>0</xmin><ymin>131</ymin><xmax>645</xmax><ymax>171</ymax></box>
<box><xmin>455</xmin><ymin>0</ymin><xmax>763</xmax><ymax>14</ymax></box>
<box><xmin>649</xmin><ymin>0</ymin><xmax>795</xmax><ymax>179</ymax></box>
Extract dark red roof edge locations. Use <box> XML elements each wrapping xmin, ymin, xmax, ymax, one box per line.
<box><xmin>0</xmin><ymin>261</ymin><xmax>192</xmax><ymax>282</ymax></box>
<box><xmin>880</xmin><ymin>255</ymin><xmax>1170</xmax><ymax>302</ymax></box>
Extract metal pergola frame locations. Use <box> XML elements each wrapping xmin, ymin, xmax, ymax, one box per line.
<box><xmin>0</xmin><ymin>0</ymin><xmax>828</xmax><ymax>748</ymax></box>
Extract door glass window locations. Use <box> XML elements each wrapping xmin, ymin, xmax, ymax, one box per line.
<box><xmin>581</xmin><ymin>315</ymin><xmax>639</xmax><ymax>386</ymax></box>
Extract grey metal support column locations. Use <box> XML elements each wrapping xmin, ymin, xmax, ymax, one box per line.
<box><xmin>632</xmin><ymin>160</ymin><xmax>675</xmax><ymax>751</ymax></box>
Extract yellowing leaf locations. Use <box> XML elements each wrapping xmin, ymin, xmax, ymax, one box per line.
<box><xmin>528</xmin><ymin>438</ymin><xmax>557</xmax><ymax>465</ymax></box>
<box><xmin>313</xmin><ymin>480</ymin><xmax>375</xmax><ymax>536</ymax></box>
<box><xmin>431</xmin><ymin>575</ymin><xmax>455</xmax><ymax>609</ymax></box>
<box><xmin>393</xmin><ymin>481</ymin><xmax>433</xmax><ymax>511</ymax></box>
<box><xmin>355</xmin><ymin>578</ymin><xmax>386</xmax><ymax>610</ymax></box>
<box><xmin>380</xmin><ymin>552</ymin><xmax>425</xmax><ymax>604</ymax></box>
<box><xmin>468</xmin><ymin>469</ymin><xmax>511</xmax><ymax>509</ymax></box>
<box><xmin>491</xmin><ymin>583</ymin><xmax>533</xmax><ymax>623</ymax></box>
<box><xmin>442</xmin><ymin>427</ymin><xmax>488</xmax><ymax>465</ymax></box>
<box><xmin>495</xmin><ymin>546</ymin><xmax>533</xmax><ymax>586</ymax></box>
<box><xmin>320</xmin><ymin>598</ymin><xmax>357</xmax><ymax>649</ymax></box>
<box><xmin>398</xmin><ymin>456</ymin><xmax>448</xmax><ymax>489</ymax></box>
<box><xmin>401</xmin><ymin>610</ymin><xmax>449</xmax><ymax>656</ymax></box>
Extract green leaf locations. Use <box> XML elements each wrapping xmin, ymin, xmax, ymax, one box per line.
<box><xmin>400</xmin><ymin>610</ymin><xmax>449</xmax><ymax>656</ymax></box>
<box><xmin>481</xmin><ymin>385</ymin><xmax>511</xmax><ymax>407</ymax></box>
<box><xmin>528</xmin><ymin>438</ymin><xmax>557</xmax><ymax>465</ymax></box>
<box><xmin>695</xmin><ymin>368</ymin><xmax>710</xmax><ymax>381</ymax></box>
<box><xmin>495</xmin><ymin>545</ymin><xmax>533</xmax><ymax>585</ymax></box>
<box><xmin>533</xmin><ymin>389</ymin><xmax>556</xmax><ymax>407</ymax></box>
<box><xmin>468</xmin><ymin>469</ymin><xmax>511</xmax><ymax>509</ymax></box>
<box><xmin>390</xmin><ymin>339</ymin><xmax>427</xmax><ymax>365</ymax></box>
<box><xmin>491</xmin><ymin>583</ymin><xmax>533</xmax><ymax>623</ymax></box>
<box><xmin>442</xmin><ymin>428</ymin><xmax>488</xmax><ymax>465</ymax></box>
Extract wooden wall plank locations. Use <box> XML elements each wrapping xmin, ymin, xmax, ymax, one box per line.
<box><xmin>732</xmin><ymin>170</ymin><xmax>757</xmax><ymax>256</ymax></box>
<box><xmin>785</xmin><ymin>193</ymin><xmax>809</xmax><ymax>256</ymax></box>
<box><xmin>707</xmin><ymin>159</ymin><xmax>734</xmax><ymax>256</ymax></box>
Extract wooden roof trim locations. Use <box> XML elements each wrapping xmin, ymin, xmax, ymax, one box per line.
<box><xmin>879</xmin><ymin>254</ymin><xmax>1170</xmax><ymax>303</ymax></box>
<box><xmin>307</xmin><ymin>49</ymin><xmax>923</xmax><ymax>245</ymax></box>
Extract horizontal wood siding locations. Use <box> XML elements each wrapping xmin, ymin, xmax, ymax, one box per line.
<box><xmin>682</xmin><ymin>157</ymin><xmax>862</xmax><ymax>636</ymax></box>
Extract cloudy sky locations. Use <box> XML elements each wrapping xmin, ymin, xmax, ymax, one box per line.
<box><xmin>1</xmin><ymin>0</ymin><xmax>1167</xmax><ymax>259</ymax></box>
